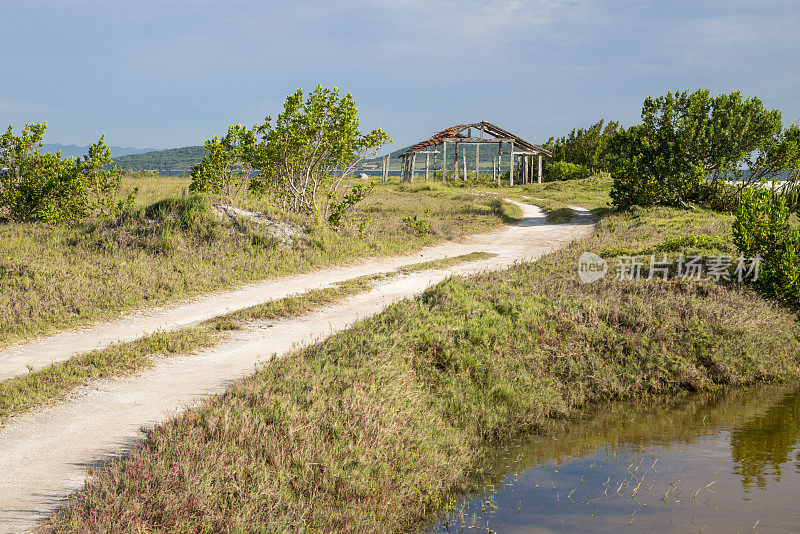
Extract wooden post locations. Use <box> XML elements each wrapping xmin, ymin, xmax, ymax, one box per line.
<box><xmin>475</xmin><ymin>144</ymin><xmax>480</xmax><ymax>178</ymax></box>
<box><xmin>524</xmin><ymin>155</ymin><xmax>529</xmax><ymax>185</ymax></box>
<box><xmin>538</xmin><ymin>155</ymin><xmax>542</xmax><ymax>184</ymax></box>
<box><xmin>497</xmin><ymin>142</ymin><xmax>502</xmax><ymax>187</ymax></box>
<box><xmin>453</xmin><ymin>143</ymin><xmax>459</xmax><ymax>181</ymax></box>
<box><xmin>425</xmin><ymin>151</ymin><xmax>430</xmax><ymax>182</ymax></box>
<box><xmin>509</xmin><ymin>140</ymin><xmax>515</xmax><ymax>186</ymax></box>
<box><xmin>410</xmin><ymin>152</ymin><xmax>416</xmax><ymax>182</ymax></box>
<box><xmin>433</xmin><ymin>148</ymin><xmax>438</xmax><ymax>182</ymax></box>
<box><xmin>493</xmin><ymin>156</ymin><xmax>497</xmax><ymax>184</ymax></box>
<box><xmin>462</xmin><ymin>150</ymin><xmax>467</xmax><ymax>181</ymax></box>
<box><xmin>442</xmin><ymin>142</ymin><xmax>447</xmax><ymax>183</ymax></box>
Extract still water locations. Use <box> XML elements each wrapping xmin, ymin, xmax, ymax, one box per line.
<box><xmin>429</xmin><ymin>385</ymin><xmax>800</xmax><ymax>533</ymax></box>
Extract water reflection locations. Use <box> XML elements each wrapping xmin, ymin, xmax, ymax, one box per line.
<box><xmin>731</xmin><ymin>390</ymin><xmax>800</xmax><ymax>492</ymax></box>
<box><xmin>428</xmin><ymin>384</ymin><xmax>800</xmax><ymax>533</ymax></box>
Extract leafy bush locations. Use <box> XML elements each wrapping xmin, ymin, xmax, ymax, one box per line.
<box><xmin>0</xmin><ymin>123</ymin><xmax>133</xmax><ymax>223</ymax></box>
<box><xmin>609</xmin><ymin>89</ymin><xmax>800</xmax><ymax>210</ymax></box>
<box><xmin>327</xmin><ymin>182</ymin><xmax>373</xmax><ymax>228</ymax></box>
<box><xmin>544</xmin><ymin>161</ymin><xmax>592</xmax><ymax>182</ymax></box>
<box><xmin>544</xmin><ymin>119</ymin><xmax>620</xmax><ymax>172</ymax></box>
<box><xmin>189</xmin><ymin>125</ymin><xmax>257</xmax><ymax>198</ymax></box>
<box><xmin>403</xmin><ymin>214</ymin><xmax>431</xmax><ymax>236</ymax></box>
<box><xmin>190</xmin><ymin>85</ymin><xmax>390</xmax><ymax>227</ymax></box>
<box><xmin>732</xmin><ymin>188</ymin><xmax>800</xmax><ymax>302</ymax></box>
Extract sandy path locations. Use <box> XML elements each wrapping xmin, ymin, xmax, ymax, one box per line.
<box><xmin>1</xmin><ymin>203</ymin><xmax>581</xmax><ymax>382</ymax></box>
<box><xmin>0</xmin><ymin>202</ymin><xmax>594</xmax><ymax>532</ymax></box>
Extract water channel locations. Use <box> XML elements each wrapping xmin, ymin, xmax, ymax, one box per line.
<box><xmin>428</xmin><ymin>384</ymin><xmax>800</xmax><ymax>533</ymax></box>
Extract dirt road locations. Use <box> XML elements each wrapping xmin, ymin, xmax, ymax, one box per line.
<box><xmin>0</xmin><ymin>201</ymin><xmax>594</xmax><ymax>532</ymax></box>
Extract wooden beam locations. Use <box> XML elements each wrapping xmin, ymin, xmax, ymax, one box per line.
<box><xmin>440</xmin><ymin>137</ymin><xmax>513</xmax><ymax>144</ymax></box>
<box><xmin>442</xmin><ymin>142</ymin><xmax>447</xmax><ymax>183</ymax></box>
<box><xmin>538</xmin><ymin>154</ymin><xmax>542</xmax><ymax>184</ymax></box>
<box><xmin>425</xmin><ymin>151</ymin><xmax>430</xmax><ymax>182</ymax></box>
<box><xmin>509</xmin><ymin>140</ymin><xmax>515</xmax><ymax>186</ymax></box>
<box><xmin>454</xmin><ymin>142</ymin><xmax>459</xmax><ymax>181</ymax></box>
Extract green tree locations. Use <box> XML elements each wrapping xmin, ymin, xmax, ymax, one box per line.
<box><xmin>545</xmin><ymin>119</ymin><xmax>620</xmax><ymax>172</ymax></box>
<box><xmin>0</xmin><ymin>122</ymin><xmax>131</xmax><ymax>223</ymax></box>
<box><xmin>251</xmin><ymin>85</ymin><xmax>390</xmax><ymax>219</ymax></box>
<box><xmin>189</xmin><ymin>124</ymin><xmax>260</xmax><ymax>198</ymax></box>
<box><xmin>609</xmin><ymin>89</ymin><xmax>800</xmax><ymax>210</ymax></box>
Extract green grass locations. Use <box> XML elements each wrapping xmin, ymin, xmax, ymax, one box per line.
<box><xmin>521</xmin><ymin>197</ymin><xmax>575</xmax><ymax>224</ymax></box>
<box><xmin>518</xmin><ymin>174</ymin><xmax>613</xmax><ymax>211</ymax></box>
<box><xmin>397</xmin><ymin>252</ymin><xmax>496</xmax><ymax>273</ymax></box>
<box><xmin>2</xmin><ymin>249</ymin><xmax>499</xmax><ymax>424</ymax></box>
<box><xmin>0</xmin><ymin>179</ymin><xmax>521</xmax><ymax>347</ymax></box>
<box><xmin>45</xmin><ymin>197</ymin><xmax>800</xmax><ymax>533</ymax></box>
<box><xmin>0</xmin><ymin>328</ymin><xmax>217</xmax><ymax>425</ymax></box>
<box><xmin>0</xmin><ymin>274</ymin><xmax>387</xmax><ymax>424</ymax></box>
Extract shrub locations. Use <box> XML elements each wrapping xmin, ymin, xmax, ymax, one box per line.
<box><xmin>544</xmin><ymin>161</ymin><xmax>592</xmax><ymax>182</ymax></box>
<box><xmin>189</xmin><ymin>125</ymin><xmax>257</xmax><ymax>198</ymax></box>
<box><xmin>608</xmin><ymin>89</ymin><xmax>800</xmax><ymax>210</ymax></box>
<box><xmin>544</xmin><ymin>119</ymin><xmax>620</xmax><ymax>172</ymax></box>
<box><xmin>732</xmin><ymin>187</ymin><xmax>800</xmax><ymax>302</ymax></box>
<box><xmin>327</xmin><ymin>182</ymin><xmax>373</xmax><ymax>228</ymax></box>
<box><xmin>0</xmin><ymin>123</ymin><xmax>133</xmax><ymax>223</ymax></box>
<box><xmin>403</xmin><ymin>214</ymin><xmax>431</xmax><ymax>236</ymax></box>
<box><xmin>190</xmin><ymin>86</ymin><xmax>390</xmax><ymax>228</ymax></box>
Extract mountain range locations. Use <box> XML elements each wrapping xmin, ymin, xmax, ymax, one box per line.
<box><xmin>42</xmin><ymin>144</ymin><xmax>159</xmax><ymax>159</ymax></box>
<box><xmin>44</xmin><ymin>142</ymin><xmax>521</xmax><ymax>173</ymax></box>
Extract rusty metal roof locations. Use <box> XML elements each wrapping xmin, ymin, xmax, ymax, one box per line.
<box><xmin>399</xmin><ymin>121</ymin><xmax>551</xmax><ymax>157</ymax></box>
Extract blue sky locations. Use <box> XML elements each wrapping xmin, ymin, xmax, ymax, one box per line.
<box><xmin>1</xmin><ymin>0</ymin><xmax>798</xmax><ymax>153</ymax></box>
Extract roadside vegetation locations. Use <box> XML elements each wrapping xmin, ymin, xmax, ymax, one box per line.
<box><xmin>1</xmin><ymin>252</ymin><xmax>501</xmax><ymax>424</ymax></box>
<box><xmin>45</xmin><ymin>179</ymin><xmax>800</xmax><ymax>532</ymax></box>
<box><xmin>0</xmin><ymin>183</ymin><xmax>518</xmax><ymax>346</ymax></box>
<box><xmin>0</xmin><ymin>274</ymin><xmax>388</xmax><ymax>423</ymax></box>
<box><xmin>0</xmin><ymin>86</ymin><xmax>523</xmax><ymax>347</ymax></box>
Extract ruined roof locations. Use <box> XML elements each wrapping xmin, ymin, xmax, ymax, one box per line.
<box><xmin>400</xmin><ymin>121</ymin><xmax>552</xmax><ymax>157</ymax></box>
<box><xmin>403</xmin><ymin>124</ymin><xmax>469</xmax><ymax>154</ymax></box>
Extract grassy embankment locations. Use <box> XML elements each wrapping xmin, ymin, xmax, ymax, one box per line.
<box><xmin>1</xmin><ymin>250</ymin><xmax>493</xmax><ymax>424</ymax></box>
<box><xmin>45</xmin><ymin>178</ymin><xmax>800</xmax><ymax>533</ymax></box>
<box><xmin>0</xmin><ymin>173</ymin><xmax>521</xmax><ymax>346</ymax></box>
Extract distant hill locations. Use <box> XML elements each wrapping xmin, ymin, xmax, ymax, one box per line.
<box><xmin>106</xmin><ymin>141</ymin><xmax>528</xmax><ymax>174</ymax></box>
<box><xmin>112</xmin><ymin>146</ymin><xmax>207</xmax><ymax>172</ymax></box>
<box><xmin>43</xmin><ymin>144</ymin><xmax>159</xmax><ymax>159</ymax></box>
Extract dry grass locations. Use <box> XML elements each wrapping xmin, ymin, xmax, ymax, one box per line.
<box><xmin>0</xmin><ymin>177</ymin><xmax>521</xmax><ymax>347</ymax></box>
<box><xmin>45</xmin><ymin>198</ymin><xmax>800</xmax><ymax>533</ymax></box>
<box><xmin>2</xmin><ymin>253</ymin><xmax>494</xmax><ymax>423</ymax></box>
<box><xmin>0</xmin><ymin>274</ymin><xmax>389</xmax><ymax>424</ymax></box>
<box><xmin>397</xmin><ymin>252</ymin><xmax>496</xmax><ymax>273</ymax></box>
<box><xmin>0</xmin><ymin>328</ymin><xmax>216</xmax><ymax>425</ymax></box>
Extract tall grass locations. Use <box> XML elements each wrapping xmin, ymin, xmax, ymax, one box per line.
<box><xmin>0</xmin><ymin>180</ymin><xmax>521</xmax><ymax>346</ymax></box>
